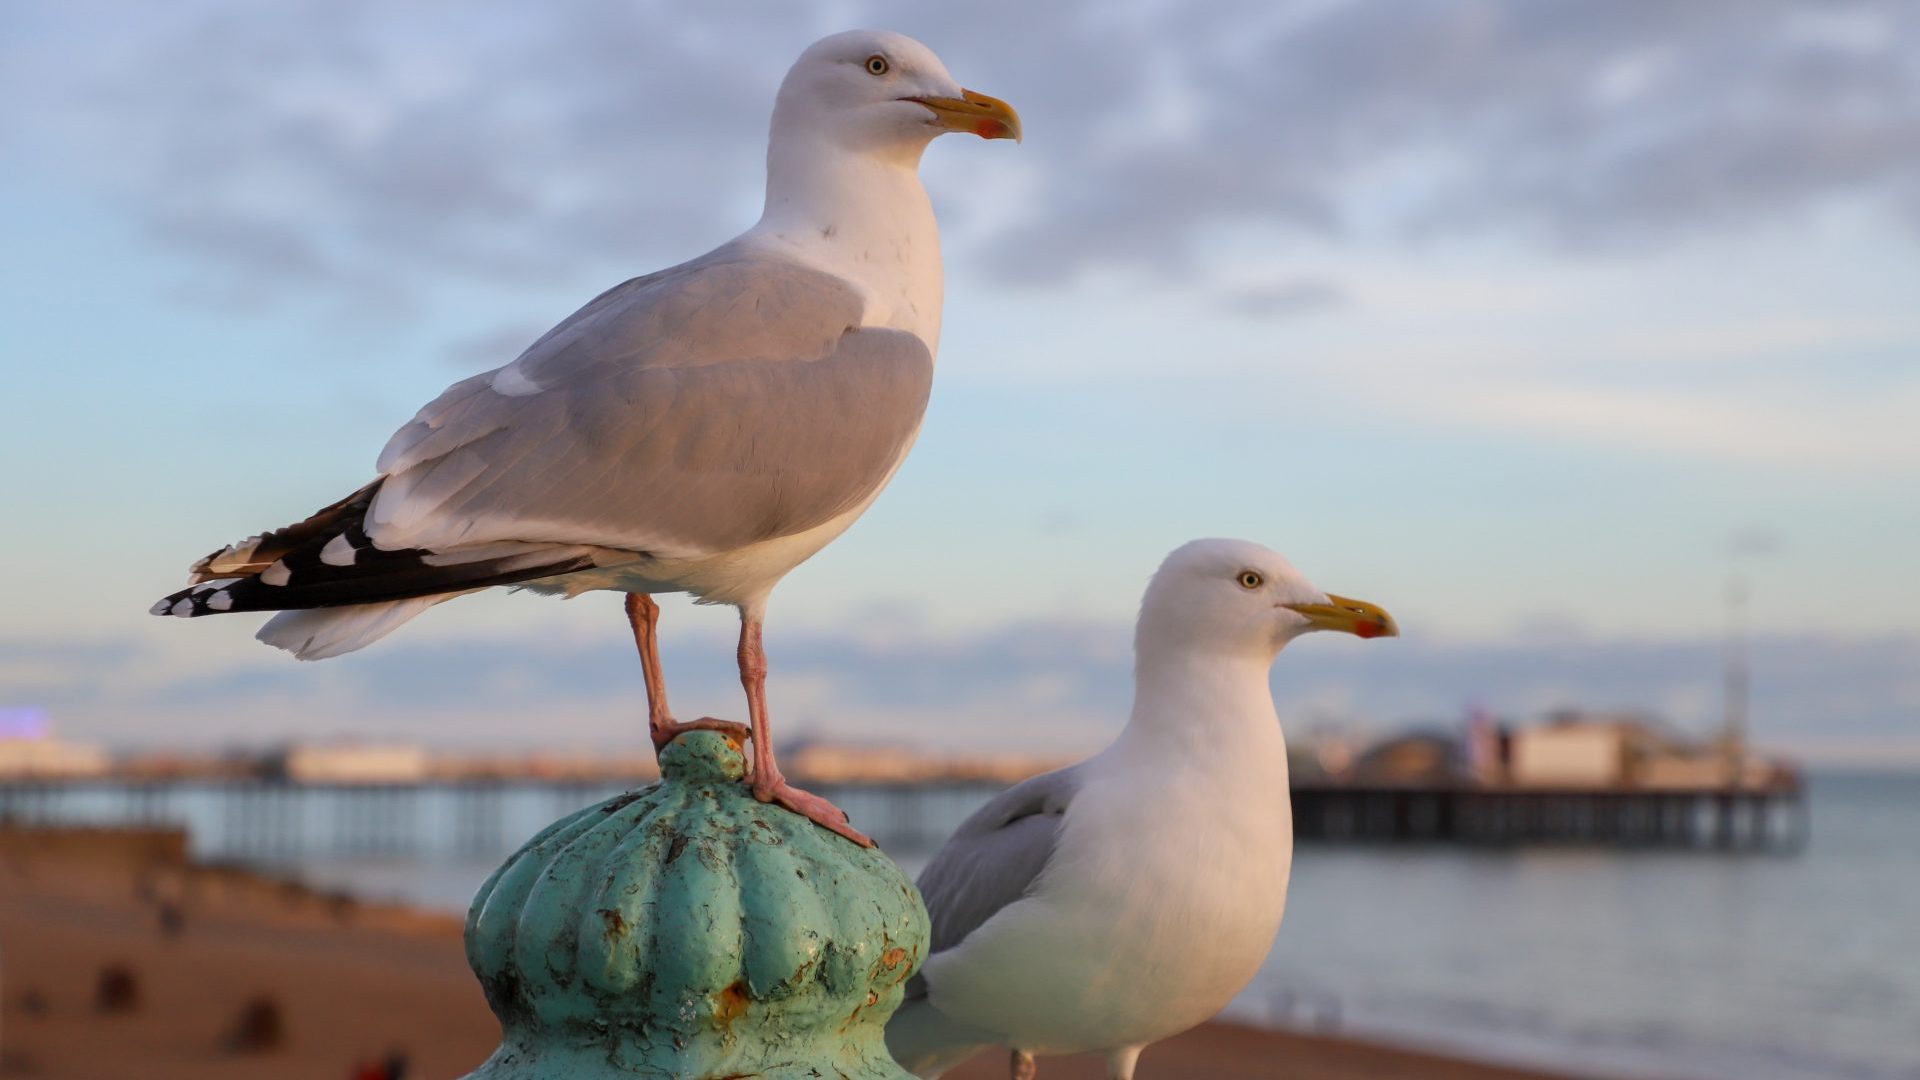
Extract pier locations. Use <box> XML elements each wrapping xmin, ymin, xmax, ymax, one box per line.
<box><xmin>0</xmin><ymin>711</ymin><xmax>1813</xmax><ymax>858</ymax></box>
<box><xmin>1290</xmin><ymin>775</ymin><xmax>1807</xmax><ymax>851</ymax></box>
<box><xmin>0</xmin><ymin>772</ymin><xmax>1809</xmax><ymax>861</ymax></box>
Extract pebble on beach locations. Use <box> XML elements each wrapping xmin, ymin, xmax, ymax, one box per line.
<box><xmin>94</xmin><ymin>964</ymin><xmax>140</xmax><ymax>1014</ymax></box>
<box><xmin>223</xmin><ymin>994</ymin><xmax>288</xmax><ymax>1053</ymax></box>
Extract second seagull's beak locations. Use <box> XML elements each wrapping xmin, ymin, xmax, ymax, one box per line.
<box><xmin>906</xmin><ymin>89</ymin><xmax>1023</xmax><ymax>142</ymax></box>
<box><xmin>1283</xmin><ymin>594</ymin><xmax>1400</xmax><ymax>640</ymax></box>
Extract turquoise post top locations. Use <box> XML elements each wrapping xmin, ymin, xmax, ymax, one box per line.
<box><xmin>459</xmin><ymin>730</ymin><xmax>930</xmax><ymax>1079</ymax></box>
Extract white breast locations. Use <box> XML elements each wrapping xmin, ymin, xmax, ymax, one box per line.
<box><xmin>746</xmin><ymin>154</ymin><xmax>946</xmax><ymax>348</ymax></box>
<box><xmin>924</xmin><ymin>730</ymin><xmax>1295</xmax><ymax>1056</ymax></box>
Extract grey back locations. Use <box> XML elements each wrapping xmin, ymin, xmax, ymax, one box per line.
<box><xmin>367</xmin><ymin>245</ymin><xmax>936</xmax><ymax>556</ymax></box>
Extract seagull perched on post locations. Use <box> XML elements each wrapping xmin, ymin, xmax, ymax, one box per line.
<box><xmin>149</xmin><ymin>30</ymin><xmax>1020</xmax><ymax>845</ymax></box>
<box><xmin>885</xmin><ymin>539</ymin><xmax>1398</xmax><ymax>1078</ymax></box>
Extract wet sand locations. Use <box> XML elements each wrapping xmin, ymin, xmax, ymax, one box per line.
<box><xmin>0</xmin><ymin>833</ymin><xmax>1600</xmax><ymax>1080</ymax></box>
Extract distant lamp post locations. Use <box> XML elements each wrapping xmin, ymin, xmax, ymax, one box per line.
<box><xmin>1722</xmin><ymin>527</ymin><xmax>1780</xmax><ymax>792</ymax></box>
<box><xmin>1722</xmin><ymin>573</ymin><xmax>1749</xmax><ymax>790</ymax></box>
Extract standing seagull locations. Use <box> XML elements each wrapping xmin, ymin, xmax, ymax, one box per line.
<box><xmin>886</xmin><ymin>539</ymin><xmax>1397</xmax><ymax>1078</ymax></box>
<box><xmin>149</xmin><ymin>30</ymin><xmax>1020</xmax><ymax>845</ymax></box>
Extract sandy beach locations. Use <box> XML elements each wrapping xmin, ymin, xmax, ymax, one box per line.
<box><xmin>0</xmin><ymin>829</ymin><xmax>1600</xmax><ymax>1080</ymax></box>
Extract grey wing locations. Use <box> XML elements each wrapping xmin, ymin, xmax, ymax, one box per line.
<box><xmin>365</xmin><ymin>248</ymin><xmax>934</xmax><ymax>556</ymax></box>
<box><xmin>917</xmin><ymin>765</ymin><xmax>1082</xmax><ymax>959</ymax></box>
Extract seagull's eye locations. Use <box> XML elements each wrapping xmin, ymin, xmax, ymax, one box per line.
<box><xmin>1237</xmin><ymin>571</ymin><xmax>1264</xmax><ymax>590</ymax></box>
<box><xmin>865</xmin><ymin>55</ymin><xmax>890</xmax><ymax>76</ymax></box>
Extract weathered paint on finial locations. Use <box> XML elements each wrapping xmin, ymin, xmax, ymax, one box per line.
<box><xmin>459</xmin><ymin>730</ymin><xmax>929</xmax><ymax>1079</ymax></box>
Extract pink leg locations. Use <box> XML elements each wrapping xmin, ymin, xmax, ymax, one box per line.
<box><xmin>624</xmin><ymin>594</ymin><xmax>749</xmax><ymax>754</ymax></box>
<box><xmin>737</xmin><ymin>614</ymin><xmax>872</xmax><ymax>846</ymax></box>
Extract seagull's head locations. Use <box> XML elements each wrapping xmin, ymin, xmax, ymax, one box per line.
<box><xmin>772</xmin><ymin>30</ymin><xmax>1021</xmax><ymax>161</ymax></box>
<box><xmin>1139</xmin><ymin>539</ymin><xmax>1399</xmax><ymax>662</ymax></box>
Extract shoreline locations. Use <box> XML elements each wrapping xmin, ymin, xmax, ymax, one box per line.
<box><xmin>1</xmin><ymin>830</ymin><xmax>1617</xmax><ymax>1080</ymax></box>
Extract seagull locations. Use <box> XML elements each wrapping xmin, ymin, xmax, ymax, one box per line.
<box><xmin>148</xmin><ymin>30</ymin><xmax>1020</xmax><ymax>846</ymax></box>
<box><xmin>885</xmin><ymin>539</ymin><xmax>1398</xmax><ymax>1079</ymax></box>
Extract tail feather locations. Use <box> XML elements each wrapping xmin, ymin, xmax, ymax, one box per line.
<box><xmin>155</xmin><ymin>537</ymin><xmax>595</xmax><ymax>616</ymax></box>
<box><xmin>255</xmin><ymin>596</ymin><xmax>456</xmax><ymax>661</ymax></box>
<box><xmin>190</xmin><ymin>481</ymin><xmax>381</xmax><ymax>581</ymax></box>
<box><xmin>153</xmin><ymin>479</ymin><xmax>609</xmax><ymax>655</ymax></box>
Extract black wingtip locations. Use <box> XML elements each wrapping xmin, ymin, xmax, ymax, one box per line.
<box><xmin>151</xmin><ymin>580</ymin><xmax>240</xmax><ymax>618</ymax></box>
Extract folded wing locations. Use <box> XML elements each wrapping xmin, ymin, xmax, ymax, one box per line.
<box><xmin>369</xmin><ymin>247</ymin><xmax>935</xmax><ymax>558</ymax></box>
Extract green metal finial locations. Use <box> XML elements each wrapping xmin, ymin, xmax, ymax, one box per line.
<box><xmin>460</xmin><ymin>730</ymin><xmax>929</xmax><ymax>1079</ymax></box>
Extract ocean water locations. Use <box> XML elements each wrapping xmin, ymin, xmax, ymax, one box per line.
<box><xmin>1234</xmin><ymin>773</ymin><xmax>1920</xmax><ymax>1080</ymax></box>
<box><xmin>273</xmin><ymin>773</ymin><xmax>1920</xmax><ymax>1080</ymax></box>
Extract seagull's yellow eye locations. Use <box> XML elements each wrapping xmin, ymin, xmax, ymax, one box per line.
<box><xmin>1237</xmin><ymin>570</ymin><xmax>1264</xmax><ymax>590</ymax></box>
<box><xmin>866</xmin><ymin>55</ymin><xmax>890</xmax><ymax>76</ymax></box>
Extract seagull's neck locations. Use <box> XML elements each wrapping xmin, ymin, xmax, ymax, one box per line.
<box><xmin>745</xmin><ymin>136</ymin><xmax>945</xmax><ymax>348</ymax></box>
<box><xmin>1108</xmin><ymin>648</ymin><xmax>1289</xmax><ymax>767</ymax></box>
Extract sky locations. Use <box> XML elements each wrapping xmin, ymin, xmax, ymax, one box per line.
<box><xmin>2</xmin><ymin>0</ymin><xmax>1916</xmax><ymax>762</ymax></box>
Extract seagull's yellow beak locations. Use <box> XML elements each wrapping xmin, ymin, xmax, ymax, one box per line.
<box><xmin>906</xmin><ymin>89</ymin><xmax>1022</xmax><ymax>142</ymax></box>
<box><xmin>1283</xmin><ymin>594</ymin><xmax>1400</xmax><ymax>639</ymax></box>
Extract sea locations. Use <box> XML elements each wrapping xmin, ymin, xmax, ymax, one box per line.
<box><xmin>1226</xmin><ymin>773</ymin><xmax>1920</xmax><ymax>1080</ymax></box>
<box><xmin>9</xmin><ymin>772</ymin><xmax>1917</xmax><ymax>1079</ymax></box>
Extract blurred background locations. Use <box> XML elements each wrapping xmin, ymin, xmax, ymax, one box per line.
<box><xmin>2</xmin><ymin>2</ymin><xmax>1916</xmax><ymax>1079</ymax></box>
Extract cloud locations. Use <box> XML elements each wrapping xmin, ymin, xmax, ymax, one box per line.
<box><xmin>964</xmin><ymin>0</ymin><xmax>1920</xmax><ymax>281</ymax></box>
<box><xmin>11</xmin><ymin>623</ymin><xmax>1915</xmax><ymax>765</ymax></box>
<box><xmin>7</xmin><ymin>2</ymin><xmax>816</xmax><ymax>306</ymax></box>
<box><xmin>1726</xmin><ymin>526</ymin><xmax>1787</xmax><ymax>560</ymax></box>
<box><xmin>1384</xmin><ymin>378</ymin><xmax>1920</xmax><ymax>468</ymax></box>
<box><xmin>1218</xmin><ymin>278</ymin><xmax>1348</xmax><ymax>320</ymax></box>
<box><xmin>9</xmin><ymin>1</ymin><xmax>1918</xmax><ymax>304</ymax></box>
<box><xmin>1181</xmin><ymin>297</ymin><xmax>1920</xmax><ymax>470</ymax></box>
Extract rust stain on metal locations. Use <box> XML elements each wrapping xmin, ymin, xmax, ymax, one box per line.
<box><xmin>892</xmin><ymin>945</ymin><xmax>921</xmax><ymax>985</ymax></box>
<box><xmin>879</xmin><ymin>947</ymin><xmax>907</xmax><ymax>970</ymax></box>
<box><xmin>599</xmin><ymin>908</ymin><xmax>627</xmax><ymax>941</ymax></box>
<box><xmin>713</xmin><ymin>978</ymin><xmax>752</xmax><ymax>1031</ymax></box>
<box><xmin>838</xmin><ymin>989</ymin><xmax>883</xmax><ymax>1035</ymax></box>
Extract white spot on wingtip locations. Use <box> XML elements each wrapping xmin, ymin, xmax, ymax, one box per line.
<box><xmin>261</xmin><ymin>561</ymin><xmax>291</xmax><ymax>586</ymax></box>
<box><xmin>320</xmin><ymin>534</ymin><xmax>357</xmax><ymax>566</ymax></box>
<box><xmin>169</xmin><ymin>598</ymin><xmax>193</xmax><ymax>617</ymax></box>
<box><xmin>149</xmin><ymin>598</ymin><xmax>171</xmax><ymax>616</ymax></box>
<box><xmin>207</xmin><ymin>590</ymin><xmax>233</xmax><ymax>612</ymax></box>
